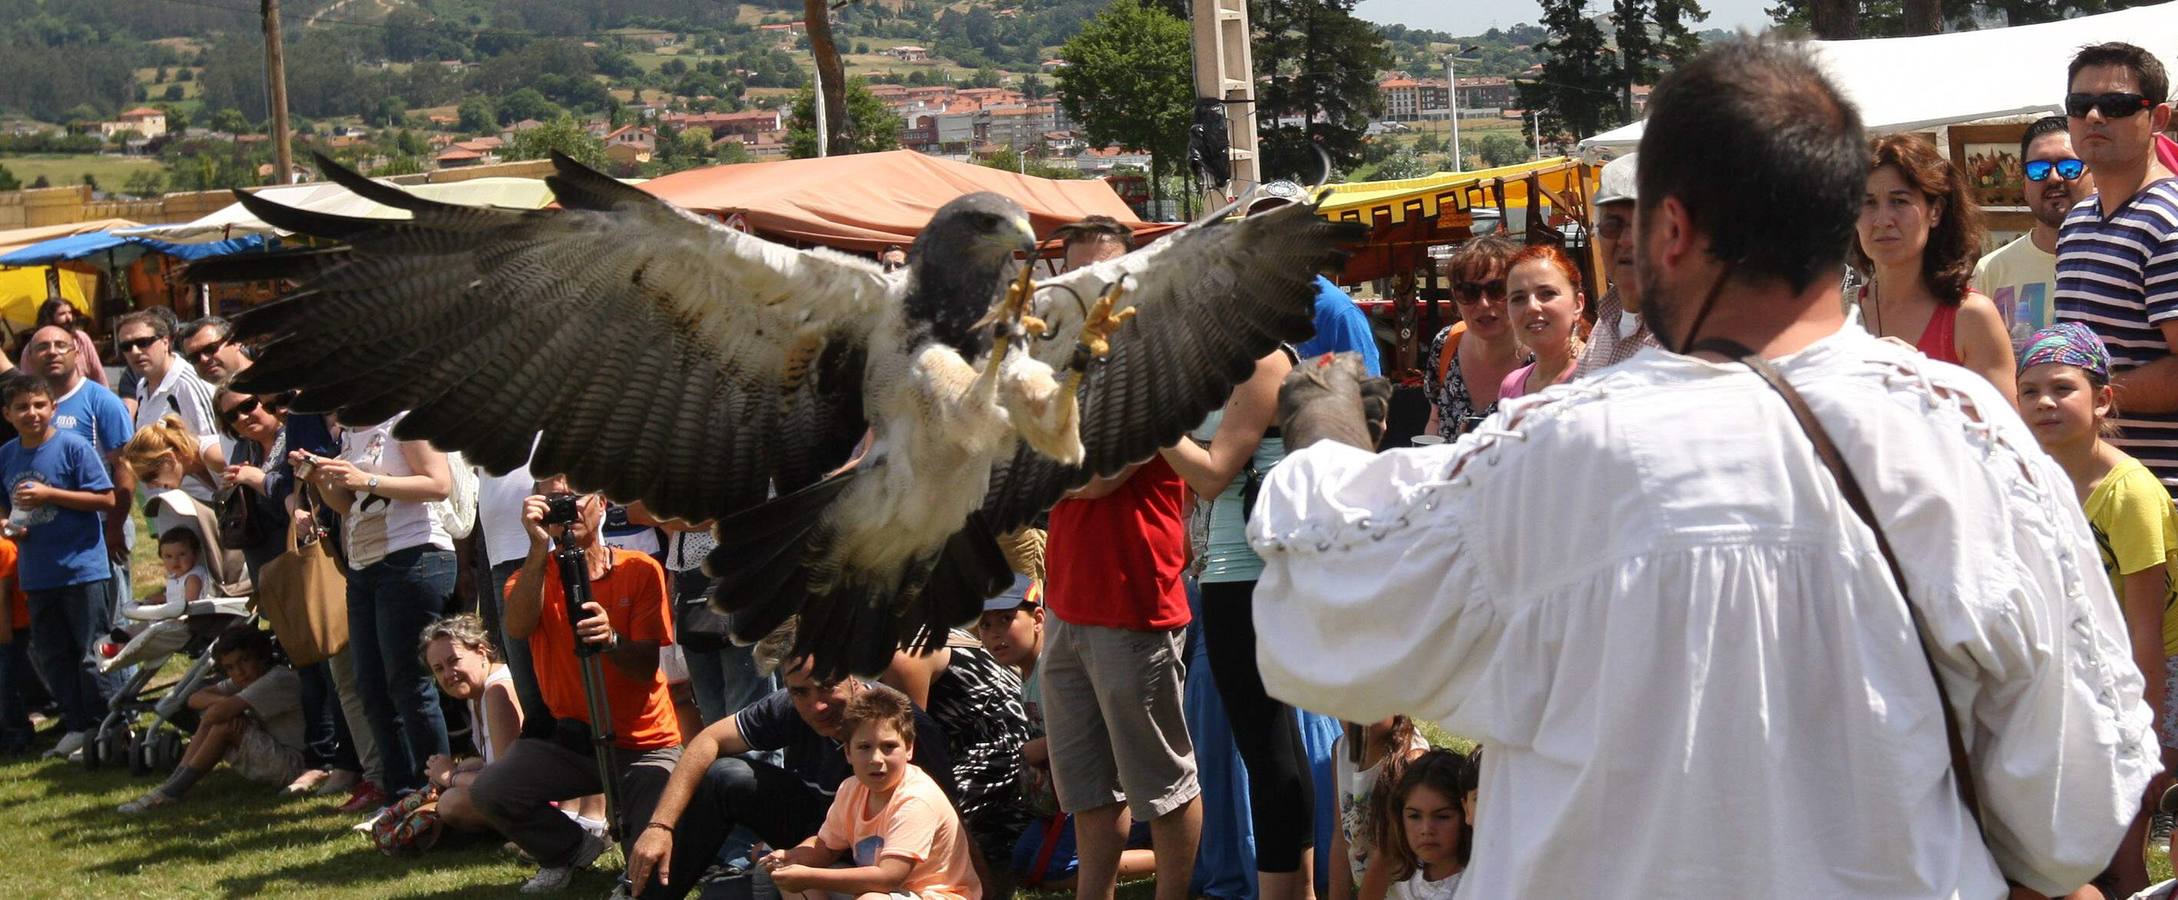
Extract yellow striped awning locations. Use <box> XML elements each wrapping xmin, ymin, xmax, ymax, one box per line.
<box><xmin>1314</xmin><ymin>157</ymin><xmax>1592</xmax><ymax>226</ymax></box>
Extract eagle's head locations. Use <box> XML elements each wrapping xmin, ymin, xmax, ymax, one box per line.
<box><xmin>907</xmin><ymin>192</ymin><xmax>1037</xmax><ymax>354</ymax></box>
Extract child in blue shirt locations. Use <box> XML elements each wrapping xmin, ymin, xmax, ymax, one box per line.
<box><xmin>0</xmin><ymin>372</ymin><xmax>121</xmax><ymax>754</ymax></box>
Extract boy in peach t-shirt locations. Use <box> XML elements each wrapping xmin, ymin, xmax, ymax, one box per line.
<box><xmin>760</xmin><ymin>683</ymin><xmax>981</xmax><ymax>900</ymax></box>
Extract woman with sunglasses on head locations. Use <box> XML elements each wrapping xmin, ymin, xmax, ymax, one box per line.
<box><xmin>1852</xmin><ymin>134</ymin><xmax>2018</xmax><ymax>399</ymax></box>
<box><xmin>1421</xmin><ymin>234</ymin><xmax>1527</xmax><ymax>441</ymax></box>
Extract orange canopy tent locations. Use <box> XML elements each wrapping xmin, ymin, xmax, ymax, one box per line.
<box><xmin>638</xmin><ymin>150</ymin><xmax>1174</xmax><ymax>253</ymax></box>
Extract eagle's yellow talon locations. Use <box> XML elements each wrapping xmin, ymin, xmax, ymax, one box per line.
<box><xmin>1078</xmin><ymin>283</ymin><xmax>1135</xmax><ymax>359</ymax></box>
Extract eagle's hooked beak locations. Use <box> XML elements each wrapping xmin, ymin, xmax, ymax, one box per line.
<box><xmin>988</xmin><ymin>216</ymin><xmax>1037</xmax><ymax>257</ymax></box>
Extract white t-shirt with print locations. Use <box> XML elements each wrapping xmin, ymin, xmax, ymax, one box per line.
<box><xmin>339</xmin><ymin>413</ymin><xmax>453</xmax><ymax>570</ymax></box>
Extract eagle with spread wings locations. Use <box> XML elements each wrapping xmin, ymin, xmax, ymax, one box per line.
<box><xmin>190</xmin><ymin>153</ymin><xmax>1363</xmax><ymax>677</ymax></box>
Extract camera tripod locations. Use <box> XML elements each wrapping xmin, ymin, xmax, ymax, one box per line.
<box><xmin>554</xmin><ymin>534</ymin><xmax>622</xmax><ymax>842</ymax></box>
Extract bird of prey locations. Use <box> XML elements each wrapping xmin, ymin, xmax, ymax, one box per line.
<box><xmin>191</xmin><ymin>153</ymin><xmax>1363</xmax><ymax>677</ymax></box>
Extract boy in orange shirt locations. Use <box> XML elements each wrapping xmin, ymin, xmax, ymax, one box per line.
<box><xmin>762</xmin><ymin>684</ymin><xmax>981</xmax><ymax>900</ymax></box>
<box><xmin>0</xmin><ymin>536</ymin><xmax>33</xmax><ymax>754</ymax></box>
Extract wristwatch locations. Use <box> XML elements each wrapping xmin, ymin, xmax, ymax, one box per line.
<box><xmin>364</xmin><ymin>475</ymin><xmax>381</xmax><ymax>494</ymax></box>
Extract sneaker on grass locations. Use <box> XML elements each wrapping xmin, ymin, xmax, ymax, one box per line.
<box><xmin>118</xmin><ymin>790</ymin><xmax>178</xmax><ymax>814</ymax></box>
<box><xmin>46</xmin><ymin>730</ymin><xmax>87</xmax><ymax>759</ymax></box>
<box><xmin>519</xmin><ymin>827</ymin><xmax>609</xmax><ymax>894</ymax></box>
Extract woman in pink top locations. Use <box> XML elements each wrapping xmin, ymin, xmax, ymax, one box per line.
<box><xmin>1851</xmin><ymin>134</ymin><xmax>2015</xmax><ymax>399</ymax></box>
<box><xmin>1498</xmin><ymin>244</ymin><xmax>1587</xmax><ymax>401</ymax></box>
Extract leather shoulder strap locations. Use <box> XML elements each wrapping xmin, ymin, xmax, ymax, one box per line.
<box><xmin>1436</xmin><ymin>321</ymin><xmax>1468</xmax><ymax>384</ymax></box>
<box><xmin>1688</xmin><ymin>337</ymin><xmax>1982</xmax><ymax>825</ymax></box>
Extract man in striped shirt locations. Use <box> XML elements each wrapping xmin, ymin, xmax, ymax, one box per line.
<box><xmin>2054</xmin><ymin>42</ymin><xmax>2178</xmax><ymax>486</ymax></box>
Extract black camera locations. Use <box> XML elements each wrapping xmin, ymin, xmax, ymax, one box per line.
<box><xmin>542</xmin><ymin>492</ymin><xmax>581</xmax><ymax>526</ymax></box>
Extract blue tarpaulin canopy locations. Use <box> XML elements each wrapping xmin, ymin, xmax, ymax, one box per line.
<box><xmin>0</xmin><ymin>231</ymin><xmax>270</xmax><ymax>268</ymax></box>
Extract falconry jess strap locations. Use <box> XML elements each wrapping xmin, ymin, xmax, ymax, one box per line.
<box><xmin>1688</xmin><ymin>337</ymin><xmax>1983</xmax><ymax>829</ymax></box>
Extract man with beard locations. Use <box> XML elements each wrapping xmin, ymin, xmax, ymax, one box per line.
<box><xmin>1975</xmin><ymin>116</ymin><xmax>2096</xmax><ymax>345</ymax></box>
<box><xmin>1248</xmin><ymin>38</ymin><xmax>2154</xmax><ymax>897</ymax></box>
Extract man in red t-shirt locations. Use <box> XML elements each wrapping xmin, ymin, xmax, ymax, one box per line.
<box><xmin>1038</xmin><ymin>216</ymin><xmax>1203</xmax><ymax>900</ymax></box>
<box><xmin>467</xmin><ymin>476</ymin><xmax>683</xmax><ymax>894</ymax></box>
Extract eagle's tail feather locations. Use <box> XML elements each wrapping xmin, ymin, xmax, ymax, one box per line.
<box><xmin>710</xmin><ymin>470</ymin><xmax>857</xmax><ymax>647</ymax></box>
<box><xmin>710</xmin><ymin>472</ymin><xmax>1013</xmax><ymax>679</ymax></box>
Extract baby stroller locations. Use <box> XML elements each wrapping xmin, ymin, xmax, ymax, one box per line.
<box><xmin>84</xmin><ymin>597</ymin><xmax>255</xmax><ymax>774</ymax></box>
<box><xmin>82</xmin><ymin>488</ymin><xmax>255</xmax><ymax>773</ymax></box>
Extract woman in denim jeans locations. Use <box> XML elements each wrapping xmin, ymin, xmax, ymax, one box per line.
<box><xmin>294</xmin><ymin>411</ymin><xmax>454</xmax><ymax>803</ymax></box>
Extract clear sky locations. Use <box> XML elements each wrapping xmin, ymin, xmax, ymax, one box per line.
<box><xmin>1353</xmin><ymin>0</ymin><xmax>1780</xmax><ymax>37</ymax></box>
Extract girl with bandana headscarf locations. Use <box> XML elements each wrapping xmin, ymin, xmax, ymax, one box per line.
<box><xmin>2018</xmin><ymin>321</ymin><xmax>2177</xmax><ymax>891</ymax></box>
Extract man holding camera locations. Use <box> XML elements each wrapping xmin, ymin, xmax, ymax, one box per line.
<box><xmin>467</xmin><ymin>476</ymin><xmax>683</xmax><ymax>894</ymax></box>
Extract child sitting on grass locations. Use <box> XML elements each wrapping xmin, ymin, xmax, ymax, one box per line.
<box><xmin>760</xmin><ymin>682</ymin><xmax>982</xmax><ymax>900</ymax></box>
<box><xmin>119</xmin><ymin>624</ymin><xmax>307</xmax><ymax>813</ymax></box>
<box><xmin>1379</xmin><ymin>749</ymin><xmax>1472</xmax><ymax>900</ymax></box>
<box><xmin>97</xmin><ymin>528</ymin><xmax>210</xmax><ymax>666</ymax></box>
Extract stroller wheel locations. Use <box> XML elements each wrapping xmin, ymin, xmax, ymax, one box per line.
<box><xmin>128</xmin><ymin>732</ymin><xmax>152</xmax><ymax>776</ymax></box>
<box><xmin>153</xmin><ymin>731</ymin><xmax>184</xmax><ymax>772</ymax></box>
<box><xmin>88</xmin><ymin>727</ymin><xmax>131</xmax><ymax>771</ymax></box>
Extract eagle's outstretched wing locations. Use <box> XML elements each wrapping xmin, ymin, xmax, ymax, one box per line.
<box><xmin>980</xmin><ymin>202</ymin><xmax>1367</xmax><ymax>531</ymax></box>
<box><xmin>189</xmin><ymin>153</ymin><xmax>900</xmax><ymax>523</ymax></box>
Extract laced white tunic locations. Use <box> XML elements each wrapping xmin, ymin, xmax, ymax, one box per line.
<box><xmin>1250</xmin><ymin>325</ymin><xmax>2157</xmax><ymax>899</ymax></box>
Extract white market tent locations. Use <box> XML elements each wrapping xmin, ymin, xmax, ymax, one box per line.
<box><xmin>117</xmin><ymin>176</ymin><xmax>561</xmax><ymax>243</ymax></box>
<box><xmin>1576</xmin><ymin>2</ymin><xmax>2178</xmax><ymax>156</ymax></box>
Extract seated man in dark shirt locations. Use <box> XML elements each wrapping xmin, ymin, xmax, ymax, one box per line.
<box><xmin>624</xmin><ymin>633</ymin><xmax>953</xmax><ymax>897</ymax></box>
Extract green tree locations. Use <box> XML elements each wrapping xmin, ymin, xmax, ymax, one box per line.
<box><xmin>1518</xmin><ymin>0</ymin><xmax>1621</xmax><ymax>150</ymax></box>
<box><xmin>717</xmin><ymin>140</ymin><xmax>753</xmax><ymax>165</ymax></box>
<box><xmin>458</xmin><ymin>96</ymin><xmax>498</xmax><ymax>133</ymax></box>
<box><xmin>396</xmin><ymin>129</ymin><xmax>429</xmax><ymax>157</ymax></box>
<box><xmin>122</xmin><ymin>168</ymin><xmax>167</xmax><ymax>197</ymax></box>
<box><xmin>1371</xmin><ymin>147</ymin><xmax>1428</xmax><ymax>180</ymax></box>
<box><xmin>1021</xmin><ymin>73</ymin><xmax>1048</xmax><ymax>101</ymax></box>
<box><xmin>0</xmin><ymin>163</ymin><xmax>17</xmax><ymax>192</ymax></box>
<box><xmin>163</xmin><ymin>84</ymin><xmax>185</xmax><ymax>102</ymax></box>
<box><xmin>786</xmin><ymin>80</ymin><xmax>900</xmax><ymax>157</ymax></box>
<box><xmin>211</xmin><ymin>107</ymin><xmax>250</xmax><ymax>135</ymax></box>
<box><xmin>1251</xmin><ymin>0</ymin><xmax>1393</xmax><ymax>179</ymax></box>
<box><xmin>1611</xmin><ymin>0</ymin><xmax>1706</xmax><ymax>120</ymax></box>
<box><xmin>157</xmin><ymin>105</ymin><xmax>190</xmax><ymax>136</ymax></box>
<box><xmin>1413</xmin><ymin>131</ymin><xmax>1443</xmax><ymax>154</ymax></box>
<box><xmin>1475</xmin><ymin>132</ymin><xmax>1529</xmax><ymax>167</ymax></box>
<box><xmin>1054</xmin><ymin>1</ymin><xmax>1192</xmax><ymax>182</ymax></box>
<box><xmin>507</xmin><ymin>115</ymin><xmax>608</xmax><ymax>169</ymax></box>
<box><xmin>498</xmin><ymin>88</ymin><xmax>561</xmax><ymax>125</ymax></box>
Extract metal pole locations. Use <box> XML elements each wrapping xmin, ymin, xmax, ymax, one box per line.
<box><xmin>261</xmin><ymin>0</ymin><xmax>293</xmax><ymax>184</ymax></box>
<box><xmin>1446</xmin><ymin>51</ymin><xmax>1462</xmax><ymax>173</ymax></box>
<box><xmin>1531</xmin><ymin>110</ymin><xmax>1542</xmax><ymax>160</ymax></box>
<box><xmin>554</xmin><ymin>538</ymin><xmax>622</xmax><ymax>841</ymax></box>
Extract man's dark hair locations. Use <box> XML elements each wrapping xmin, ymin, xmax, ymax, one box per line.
<box><xmin>2019</xmin><ymin>115</ymin><xmax>2072</xmax><ymax>161</ymax></box>
<box><xmin>114</xmin><ymin>309</ymin><xmax>174</xmax><ymax>341</ymax></box>
<box><xmin>2068</xmin><ymin>42</ymin><xmax>2169</xmax><ymax>105</ymax></box>
<box><xmin>0</xmin><ymin>371</ymin><xmax>52</xmax><ymax>408</ymax></box>
<box><xmin>1636</xmin><ymin>38</ymin><xmax>1865</xmax><ymax>294</ymax></box>
<box><xmin>175</xmin><ymin>315</ymin><xmax>231</xmax><ymax>348</ymax></box>
<box><xmin>1054</xmin><ymin>215</ymin><xmax>1134</xmax><ymax>252</ymax></box>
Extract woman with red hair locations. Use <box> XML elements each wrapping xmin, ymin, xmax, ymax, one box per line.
<box><xmin>1852</xmin><ymin>134</ymin><xmax>2017</xmax><ymax>398</ymax></box>
<box><xmin>1498</xmin><ymin>244</ymin><xmax>1587</xmax><ymax>401</ymax></box>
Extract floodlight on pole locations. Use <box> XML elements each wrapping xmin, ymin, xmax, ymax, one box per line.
<box><xmin>1444</xmin><ymin>45</ymin><xmax>1480</xmax><ymax>173</ymax></box>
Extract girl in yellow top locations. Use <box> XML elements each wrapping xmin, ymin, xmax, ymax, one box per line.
<box><xmin>2018</xmin><ymin>321</ymin><xmax>2174</xmax><ymax>893</ymax></box>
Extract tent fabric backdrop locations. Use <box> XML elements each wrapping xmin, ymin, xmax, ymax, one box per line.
<box><xmin>638</xmin><ymin>150</ymin><xmax>1169</xmax><ymax>252</ymax></box>
<box><xmin>1576</xmin><ymin>2</ymin><xmax>2178</xmax><ymax>155</ymax></box>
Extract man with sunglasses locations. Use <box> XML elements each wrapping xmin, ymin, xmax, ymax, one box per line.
<box><xmin>2054</xmin><ymin>43</ymin><xmax>2178</xmax><ymax>489</ymax></box>
<box><xmin>113</xmin><ymin>310</ymin><xmax>226</xmax><ymax>470</ymax></box>
<box><xmin>1573</xmin><ymin>152</ymin><xmax>1657</xmax><ymax>378</ymax></box>
<box><xmin>1975</xmin><ymin>116</ymin><xmax>2095</xmax><ymax>345</ymax></box>
<box><xmin>176</xmin><ymin>317</ymin><xmax>251</xmax><ymax>385</ymax></box>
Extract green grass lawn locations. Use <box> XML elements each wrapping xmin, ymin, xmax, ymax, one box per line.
<box><xmin>1</xmin><ymin>153</ymin><xmax>166</xmax><ymax>190</ymax></box>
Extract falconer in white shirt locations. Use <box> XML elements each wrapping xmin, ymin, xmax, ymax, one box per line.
<box><xmin>1250</xmin><ymin>41</ymin><xmax>2156</xmax><ymax>900</ymax></box>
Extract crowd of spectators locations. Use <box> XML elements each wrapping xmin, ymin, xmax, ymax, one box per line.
<box><xmin>0</xmin><ymin>34</ymin><xmax>2172</xmax><ymax>900</ymax></box>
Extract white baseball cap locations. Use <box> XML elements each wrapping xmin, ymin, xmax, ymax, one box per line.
<box><xmin>1593</xmin><ymin>153</ymin><xmax>1638</xmax><ymax>207</ymax></box>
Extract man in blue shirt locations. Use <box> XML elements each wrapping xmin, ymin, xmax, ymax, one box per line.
<box><xmin>0</xmin><ymin>373</ymin><xmax>122</xmax><ymax>758</ymax></box>
<box><xmin>27</xmin><ymin>325</ymin><xmax>133</xmax><ymax>575</ymax></box>
<box><xmin>1248</xmin><ymin>183</ymin><xmax>1383</xmax><ymax>375</ymax></box>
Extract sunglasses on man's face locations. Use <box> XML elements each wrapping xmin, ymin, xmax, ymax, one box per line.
<box><xmin>2065</xmin><ymin>91</ymin><xmax>2154</xmax><ymax>119</ymax></box>
<box><xmin>118</xmin><ymin>336</ymin><xmax>162</xmax><ymax>353</ymax></box>
<box><xmin>2025</xmin><ymin>158</ymin><xmax>2087</xmax><ymax>182</ymax></box>
<box><xmin>1452</xmin><ymin>279</ymin><xmax>1508</xmax><ymax>305</ymax></box>
<box><xmin>185</xmin><ymin>335</ymin><xmax>230</xmax><ymax>363</ymax></box>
